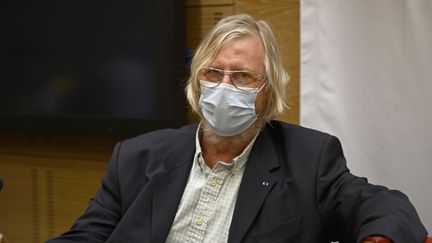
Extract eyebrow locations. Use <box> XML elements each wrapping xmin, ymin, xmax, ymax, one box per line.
<box><xmin>208</xmin><ymin>59</ymin><xmax>256</xmax><ymax>71</ymax></box>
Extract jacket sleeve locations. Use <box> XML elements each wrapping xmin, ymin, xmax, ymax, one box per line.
<box><xmin>315</xmin><ymin>135</ymin><xmax>428</xmax><ymax>243</ymax></box>
<box><xmin>46</xmin><ymin>142</ymin><xmax>123</xmax><ymax>243</ymax></box>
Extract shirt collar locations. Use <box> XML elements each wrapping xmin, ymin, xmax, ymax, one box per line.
<box><xmin>194</xmin><ymin>122</ymin><xmax>260</xmax><ymax>174</ymax></box>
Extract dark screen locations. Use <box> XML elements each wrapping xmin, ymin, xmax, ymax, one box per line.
<box><xmin>0</xmin><ymin>1</ymin><xmax>159</xmax><ymax>119</ymax></box>
<box><xmin>0</xmin><ymin>0</ymin><xmax>186</xmax><ymax>137</ymax></box>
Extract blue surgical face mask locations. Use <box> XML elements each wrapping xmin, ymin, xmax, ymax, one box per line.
<box><xmin>198</xmin><ymin>80</ymin><xmax>264</xmax><ymax>136</ymax></box>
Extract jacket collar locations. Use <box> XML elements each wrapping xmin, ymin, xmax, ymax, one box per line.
<box><xmin>228</xmin><ymin>124</ymin><xmax>280</xmax><ymax>243</ymax></box>
<box><xmin>151</xmin><ymin>125</ymin><xmax>197</xmax><ymax>243</ymax></box>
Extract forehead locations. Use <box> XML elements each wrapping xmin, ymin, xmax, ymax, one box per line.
<box><xmin>210</xmin><ymin>35</ymin><xmax>265</xmax><ymax>71</ymax></box>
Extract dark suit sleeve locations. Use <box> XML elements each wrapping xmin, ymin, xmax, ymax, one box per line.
<box><xmin>315</xmin><ymin>135</ymin><xmax>428</xmax><ymax>243</ymax></box>
<box><xmin>46</xmin><ymin>143</ymin><xmax>123</xmax><ymax>243</ymax></box>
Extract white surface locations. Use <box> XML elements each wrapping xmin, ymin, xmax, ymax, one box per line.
<box><xmin>301</xmin><ymin>0</ymin><xmax>432</xmax><ymax>232</ymax></box>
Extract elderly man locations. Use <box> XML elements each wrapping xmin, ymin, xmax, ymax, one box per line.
<box><xmin>48</xmin><ymin>14</ymin><xmax>427</xmax><ymax>243</ymax></box>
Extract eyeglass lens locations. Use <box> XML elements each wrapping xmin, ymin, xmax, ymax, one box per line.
<box><xmin>199</xmin><ymin>68</ymin><xmax>257</xmax><ymax>88</ymax></box>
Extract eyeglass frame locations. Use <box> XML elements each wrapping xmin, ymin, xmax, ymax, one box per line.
<box><xmin>198</xmin><ymin>67</ymin><xmax>267</xmax><ymax>90</ymax></box>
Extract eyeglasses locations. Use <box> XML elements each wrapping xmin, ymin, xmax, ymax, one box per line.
<box><xmin>198</xmin><ymin>67</ymin><xmax>266</xmax><ymax>90</ymax></box>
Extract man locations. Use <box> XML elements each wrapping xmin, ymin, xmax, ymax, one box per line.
<box><xmin>48</xmin><ymin>14</ymin><xmax>427</xmax><ymax>243</ymax></box>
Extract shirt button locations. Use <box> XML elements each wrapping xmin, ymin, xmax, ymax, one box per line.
<box><xmin>210</xmin><ymin>179</ymin><xmax>218</xmax><ymax>187</ymax></box>
<box><xmin>196</xmin><ymin>218</ymin><xmax>204</xmax><ymax>226</ymax></box>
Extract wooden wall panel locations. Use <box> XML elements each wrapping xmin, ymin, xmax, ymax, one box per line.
<box><xmin>186</xmin><ymin>5</ymin><xmax>234</xmax><ymax>51</ymax></box>
<box><xmin>186</xmin><ymin>0</ymin><xmax>233</xmax><ymax>6</ymax></box>
<box><xmin>0</xmin><ymin>135</ymin><xmax>113</xmax><ymax>242</ymax></box>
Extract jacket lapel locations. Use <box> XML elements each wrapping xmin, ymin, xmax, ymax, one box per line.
<box><xmin>228</xmin><ymin>126</ymin><xmax>280</xmax><ymax>243</ymax></box>
<box><xmin>151</xmin><ymin>129</ymin><xmax>196</xmax><ymax>243</ymax></box>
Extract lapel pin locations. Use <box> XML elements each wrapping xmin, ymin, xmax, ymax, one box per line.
<box><xmin>262</xmin><ymin>181</ymin><xmax>269</xmax><ymax>186</ymax></box>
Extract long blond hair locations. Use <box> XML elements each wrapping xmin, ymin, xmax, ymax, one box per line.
<box><xmin>185</xmin><ymin>13</ymin><xmax>290</xmax><ymax>121</ymax></box>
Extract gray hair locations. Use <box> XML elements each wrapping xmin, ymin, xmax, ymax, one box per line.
<box><xmin>185</xmin><ymin>13</ymin><xmax>290</xmax><ymax>121</ymax></box>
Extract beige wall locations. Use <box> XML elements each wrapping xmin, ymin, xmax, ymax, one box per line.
<box><xmin>0</xmin><ymin>1</ymin><xmax>299</xmax><ymax>242</ymax></box>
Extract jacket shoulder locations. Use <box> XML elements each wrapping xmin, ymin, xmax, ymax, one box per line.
<box><xmin>122</xmin><ymin>123</ymin><xmax>198</xmax><ymax>148</ymax></box>
<box><xmin>108</xmin><ymin>124</ymin><xmax>197</xmax><ymax>202</ymax></box>
<box><xmin>265</xmin><ymin>121</ymin><xmax>344</xmax><ymax>160</ymax></box>
<box><xmin>112</xmin><ymin>123</ymin><xmax>197</xmax><ymax>173</ymax></box>
<box><xmin>267</xmin><ymin>120</ymin><xmax>333</xmax><ymax>142</ymax></box>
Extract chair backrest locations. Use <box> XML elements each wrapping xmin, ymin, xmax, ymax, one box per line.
<box><xmin>364</xmin><ymin>236</ymin><xmax>432</xmax><ymax>243</ymax></box>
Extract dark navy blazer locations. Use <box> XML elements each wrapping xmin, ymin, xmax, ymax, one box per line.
<box><xmin>47</xmin><ymin>121</ymin><xmax>427</xmax><ymax>243</ymax></box>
